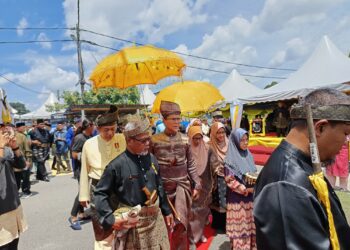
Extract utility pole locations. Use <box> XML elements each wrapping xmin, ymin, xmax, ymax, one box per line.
<box><xmin>74</xmin><ymin>0</ymin><xmax>85</xmax><ymax>119</ymax></box>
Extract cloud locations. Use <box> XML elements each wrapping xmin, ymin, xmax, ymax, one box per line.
<box><xmin>16</xmin><ymin>18</ymin><xmax>28</xmax><ymax>36</ymax></box>
<box><xmin>256</xmin><ymin>0</ymin><xmax>343</xmax><ymax>33</ymax></box>
<box><xmin>4</xmin><ymin>52</ymin><xmax>79</xmax><ymax>93</ymax></box>
<box><xmin>63</xmin><ymin>0</ymin><xmax>207</xmax><ymax>45</ymax></box>
<box><xmin>136</xmin><ymin>0</ymin><xmax>207</xmax><ymax>43</ymax></box>
<box><xmin>169</xmin><ymin>0</ymin><xmax>350</xmax><ymax>89</ymax></box>
<box><xmin>37</xmin><ymin>33</ymin><xmax>52</xmax><ymax>49</ymax></box>
<box><xmin>172</xmin><ymin>16</ymin><xmax>258</xmax><ymax>84</ymax></box>
<box><xmin>269</xmin><ymin>38</ymin><xmax>308</xmax><ymax>66</ymax></box>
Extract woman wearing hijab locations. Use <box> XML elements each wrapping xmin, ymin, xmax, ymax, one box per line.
<box><xmin>188</xmin><ymin>126</ymin><xmax>218</xmax><ymax>247</ymax></box>
<box><xmin>208</xmin><ymin>122</ymin><xmax>228</xmax><ymax>233</ymax></box>
<box><xmin>224</xmin><ymin>128</ymin><xmax>257</xmax><ymax>250</ymax></box>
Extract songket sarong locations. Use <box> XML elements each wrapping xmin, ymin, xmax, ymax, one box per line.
<box><xmin>122</xmin><ymin>201</ymin><xmax>170</xmax><ymax>250</ymax></box>
<box><xmin>32</xmin><ymin>144</ymin><xmax>50</xmax><ymax>162</ymax></box>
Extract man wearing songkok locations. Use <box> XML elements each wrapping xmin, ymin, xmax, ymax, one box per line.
<box><xmin>254</xmin><ymin>88</ymin><xmax>350</xmax><ymax>250</ymax></box>
<box><xmin>0</xmin><ymin>123</ymin><xmax>28</xmax><ymax>249</ymax></box>
<box><xmin>14</xmin><ymin>122</ymin><xmax>32</xmax><ymax>198</ymax></box>
<box><xmin>94</xmin><ymin>115</ymin><xmax>173</xmax><ymax>250</ymax></box>
<box><xmin>29</xmin><ymin>119</ymin><xmax>51</xmax><ymax>182</ymax></box>
<box><xmin>79</xmin><ymin>105</ymin><xmax>126</xmax><ymax>250</ymax></box>
<box><xmin>151</xmin><ymin>101</ymin><xmax>202</xmax><ymax>250</ymax></box>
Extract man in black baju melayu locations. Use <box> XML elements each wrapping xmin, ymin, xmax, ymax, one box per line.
<box><xmin>94</xmin><ymin>116</ymin><xmax>173</xmax><ymax>250</ymax></box>
<box><xmin>254</xmin><ymin>88</ymin><xmax>350</xmax><ymax>250</ymax></box>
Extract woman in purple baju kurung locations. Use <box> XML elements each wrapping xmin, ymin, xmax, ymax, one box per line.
<box><xmin>224</xmin><ymin>128</ymin><xmax>257</xmax><ymax>250</ymax></box>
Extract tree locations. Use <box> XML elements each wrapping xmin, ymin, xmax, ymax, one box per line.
<box><xmin>45</xmin><ymin>103</ymin><xmax>67</xmax><ymax>113</ymax></box>
<box><xmin>60</xmin><ymin>87</ymin><xmax>140</xmax><ymax>106</ymax></box>
<box><xmin>264</xmin><ymin>81</ymin><xmax>278</xmax><ymax>89</ymax></box>
<box><xmin>9</xmin><ymin>102</ymin><xmax>30</xmax><ymax>115</ymax></box>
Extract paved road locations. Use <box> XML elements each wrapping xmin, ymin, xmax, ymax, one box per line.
<box><xmin>19</xmin><ymin>173</ymin><xmax>94</xmax><ymax>250</ymax></box>
<box><xmin>18</xmin><ymin>171</ymin><xmax>230</xmax><ymax>250</ymax></box>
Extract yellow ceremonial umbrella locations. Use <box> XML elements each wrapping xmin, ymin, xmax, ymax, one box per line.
<box><xmin>151</xmin><ymin>81</ymin><xmax>224</xmax><ymax>114</ymax></box>
<box><xmin>90</xmin><ymin>45</ymin><xmax>185</xmax><ymax>89</ymax></box>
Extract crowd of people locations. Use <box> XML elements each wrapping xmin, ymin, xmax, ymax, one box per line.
<box><xmin>1</xmin><ymin>88</ymin><xmax>350</xmax><ymax>250</ymax></box>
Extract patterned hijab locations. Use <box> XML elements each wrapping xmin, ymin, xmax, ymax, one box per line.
<box><xmin>188</xmin><ymin>126</ymin><xmax>208</xmax><ymax>176</ymax></box>
<box><xmin>224</xmin><ymin>128</ymin><xmax>256</xmax><ymax>179</ymax></box>
<box><xmin>209</xmin><ymin>122</ymin><xmax>228</xmax><ymax>163</ymax></box>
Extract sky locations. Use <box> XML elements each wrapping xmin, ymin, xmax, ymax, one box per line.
<box><xmin>1</xmin><ymin>0</ymin><xmax>350</xmax><ymax>111</ymax></box>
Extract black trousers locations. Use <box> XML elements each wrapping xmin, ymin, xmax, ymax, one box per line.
<box><xmin>71</xmin><ymin>174</ymin><xmax>83</xmax><ymax>217</ymax></box>
<box><xmin>71</xmin><ymin>194</ymin><xmax>84</xmax><ymax>217</ymax></box>
<box><xmin>21</xmin><ymin>169</ymin><xmax>31</xmax><ymax>193</ymax></box>
<box><xmin>0</xmin><ymin>238</ymin><xmax>19</xmax><ymax>250</ymax></box>
<box><xmin>15</xmin><ymin>170</ymin><xmax>31</xmax><ymax>193</ymax></box>
<box><xmin>14</xmin><ymin>172</ymin><xmax>22</xmax><ymax>190</ymax></box>
<box><xmin>36</xmin><ymin>161</ymin><xmax>48</xmax><ymax>180</ymax></box>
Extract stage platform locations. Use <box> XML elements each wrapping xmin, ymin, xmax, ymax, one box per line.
<box><xmin>249</xmin><ymin>139</ymin><xmax>281</xmax><ymax>166</ymax></box>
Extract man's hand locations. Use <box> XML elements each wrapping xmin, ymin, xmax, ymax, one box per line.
<box><xmin>165</xmin><ymin>214</ymin><xmax>174</xmax><ymax>229</ymax></box>
<box><xmin>192</xmin><ymin>189</ymin><xmax>200</xmax><ymax>201</ymax></box>
<box><xmin>112</xmin><ymin>217</ymin><xmax>138</xmax><ymax>230</ymax></box>
<box><xmin>0</xmin><ymin>132</ymin><xmax>10</xmax><ymax>148</ymax></box>
<box><xmin>80</xmin><ymin>201</ymin><xmax>89</xmax><ymax>208</ymax></box>
<box><xmin>32</xmin><ymin>140</ymin><xmax>41</xmax><ymax>146</ymax></box>
<box><xmin>8</xmin><ymin>136</ymin><xmax>18</xmax><ymax>150</ymax></box>
<box><xmin>112</xmin><ymin>218</ymin><xmax>129</xmax><ymax>230</ymax></box>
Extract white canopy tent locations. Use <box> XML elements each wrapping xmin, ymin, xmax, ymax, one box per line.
<box><xmin>240</xmin><ymin>36</ymin><xmax>350</xmax><ymax>103</ymax></box>
<box><xmin>212</xmin><ymin>69</ymin><xmax>262</xmax><ymax>129</ymax></box>
<box><xmin>219</xmin><ymin>69</ymin><xmax>263</xmax><ymax>101</ymax></box>
<box><xmin>140</xmin><ymin>85</ymin><xmax>156</xmax><ymax>106</ymax></box>
<box><xmin>19</xmin><ymin>92</ymin><xmax>61</xmax><ymax>119</ymax></box>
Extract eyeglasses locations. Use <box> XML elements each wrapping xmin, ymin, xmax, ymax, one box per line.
<box><xmin>132</xmin><ymin>136</ymin><xmax>151</xmax><ymax>144</ymax></box>
<box><xmin>240</xmin><ymin>138</ymin><xmax>249</xmax><ymax>143</ymax></box>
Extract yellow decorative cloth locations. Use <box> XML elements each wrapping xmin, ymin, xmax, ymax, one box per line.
<box><xmin>309</xmin><ymin>172</ymin><xmax>339</xmax><ymax>250</ymax></box>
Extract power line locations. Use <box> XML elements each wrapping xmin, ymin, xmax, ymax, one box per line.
<box><xmin>82</xmin><ymin>40</ymin><xmax>287</xmax><ymax>80</ymax></box>
<box><xmin>0</xmin><ymin>38</ymin><xmax>287</xmax><ymax>80</ymax></box>
<box><xmin>0</xmin><ymin>73</ymin><xmax>50</xmax><ymax>95</ymax></box>
<box><xmin>0</xmin><ymin>39</ymin><xmax>73</xmax><ymax>44</ymax></box>
<box><xmin>80</xmin><ymin>28</ymin><xmax>296</xmax><ymax>72</ymax></box>
<box><xmin>0</xmin><ymin>27</ymin><xmax>295</xmax><ymax>72</ymax></box>
<box><xmin>186</xmin><ymin>66</ymin><xmax>287</xmax><ymax>79</ymax></box>
<box><xmin>0</xmin><ymin>27</ymin><xmax>74</xmax><ymax>30</ymax></box>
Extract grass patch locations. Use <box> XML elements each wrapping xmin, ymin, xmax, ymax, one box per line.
<box><xmin>336</xmin><ymin>191</ymin><xmax>350</xmax><ymax>223</ymax></box>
